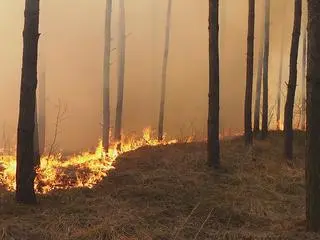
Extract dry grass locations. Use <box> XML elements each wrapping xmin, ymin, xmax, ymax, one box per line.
<box><xmin>0</xmin><ymin>131</ymin><xmax>319</xmax><ymax>240</ymax></box>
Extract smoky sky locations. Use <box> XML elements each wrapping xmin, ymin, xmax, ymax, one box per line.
<box><xmin>0</xmin><ymin>0</ymin><xmax>307</xmax><ymax>151</ymax></box>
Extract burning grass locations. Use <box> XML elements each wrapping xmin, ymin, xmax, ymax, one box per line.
<box><xmin>0</xmin><ymin>131</ymin><xmax>318</xmax><ymax>239</ymax></box>
<box><xmin>0</xmin><ymin>127</ymin><xmax>179</xmax><ymax>194</ymax></box>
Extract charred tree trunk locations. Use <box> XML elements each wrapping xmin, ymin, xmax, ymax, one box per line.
<box><xmin>208</xmin><ymin>0</ymin><xmax>220</xmax><ymax>168</ymax></box>
<box><xmin>284</xmin><ymin>0</ymin><xmax>302</xmax><ymax>160</ymax></box>
<box><xmin>158</xmin><ymin>0</ymin><xmax>172</xmax><ymax>141</ymax></box>
<box><xmin>301</xmin><ymin>29</ymin><xmax>307</xmax><ymax>130</ymax></box>
<box><xmin>16</xmin><ymin>0</ymin><xmax>40</xmax><ymax>204</ymax></box>
<box><xmin>114</xmin><ymin>0</ymin><xmax>126</xmax><ymax>146</ymax></box>
<box><xmin>38</xmin><ymin>71</ymin><xmax>46</xmax><ymax>155</ymax></box>
<box><xmin>102</xmin><ymin>0</ymin><xmax>112</xmax><ymax>152</ymax></box>
<box><xmin>276</xmin><ymin>21</ymin><xmax>286</xmax><ymax>130</ymax></box>
<box><xmin>306</xmin><ymin>0</ymin><xmax>320</xmax><ymax>231</ymax></box>
<box><xmin>244</xmin><ymin>0</ymin><xmax>255</xmax><ymax>145</ymax></box>
<box><xmin>253</xmin><ymin>35</ymin><xmax>264</xmax><ymax>135</ymax></box>
<box><xmin>261</xmin><ymin>0</ymin><xmax>270</xmax><ymax>140</ymax></box>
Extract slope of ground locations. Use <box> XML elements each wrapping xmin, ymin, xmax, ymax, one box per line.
<box><xmin>0</xmin><ymin>132</ymin><xmax>319</xmax><ymax>240</ymax></box>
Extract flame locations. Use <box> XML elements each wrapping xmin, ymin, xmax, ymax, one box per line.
<box><xmin>0</xmin><ymin>127</ymin><xmax>178</xmax><ymax>194</ymax></box>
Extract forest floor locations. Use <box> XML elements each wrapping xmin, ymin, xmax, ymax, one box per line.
<box><xmin>0</xmin><ymin>131</ymin><xmax>319</xmax><ymax>240</ymax></box>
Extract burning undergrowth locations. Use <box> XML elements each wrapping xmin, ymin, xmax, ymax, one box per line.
<box><xmin>0</xmin><ymin>127</ymin><xmax>180</xmax><ymax>194</ymax></box>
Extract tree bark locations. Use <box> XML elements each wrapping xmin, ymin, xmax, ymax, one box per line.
<box><xmin>261</xmin><ymin>0</ymin><xmax>270</xmax><ymax>140</ymax></box>
<box><xmin>244</xmin><ymin>0</ymin><xmax>255</xmax><ymax>145</ymax></box>
<box><xmin>301</xmin><ymin>28</ymin><xmax>307</xmax><ymax>130</ymax></box>
<box><xmin>16</xmin><ymin>0</ymin><xmax>40</xmax><ymax>204</ymax></box>
<box><xmin>253</xmin><ymin>34</ymin><xmax>264</xmax><ymax>135</ymax></box>
<box><xmin>208</xmin><ymin>0</ymin><xmax>220</xmax><ymax>168</ymax></box>
<box><xmin>158</xmin><ymin>0</ymin><xmax>172</xmax><ymax>141</ymax></box>
<box><xmin>306</xmin><ymin>0</ymin><xmax>320</xmax><ymax>232</ymax></box>
<box><xmin>284</xmin><ymin>0</ymin><xmax>302</xmax><ymax>160</ymax></box>
<box><xmin>114</xmin><ymin>0</ymin><xmax>126</xmax><ymax>146</ymax></box>
<box><xmin>38</xmin><ymin>71</ymin><xmax>46</xmax><ymax>155</ymax></box>
<box><xmin>102</xmin><ymin>0</ymin><xmax>112</xmax><ymax>152</ymax></box>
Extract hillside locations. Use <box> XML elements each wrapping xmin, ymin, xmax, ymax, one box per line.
<box><xmin>0</xmin><ymin>132</ymin><xmax>318</xmax><ymax>240</ymax></box>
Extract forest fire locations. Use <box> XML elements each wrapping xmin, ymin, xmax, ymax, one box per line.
<box><xmin>0</xmin><ymin>127</ymin><xmax>178</xmax><ymax>194</ymax></box>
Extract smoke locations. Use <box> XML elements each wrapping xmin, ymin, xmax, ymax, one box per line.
<box><xmin>0</xmin><ymin>0</ymin><xmax>306</xmax><ymax>151</ymax></box>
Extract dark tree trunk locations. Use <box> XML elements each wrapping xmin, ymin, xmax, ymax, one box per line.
<box><xmin>301</xmin><ymin>29</ymin><xmax>307</xmax><ymax>130</ymax></box>
<box><xmin>208</xmin><ymin>0</ymin><xmax>220</xmax><ymax>168</ymax></box>
<box><xmin>253</xmin><ymin>35</ymin><xmax>264</xmax><ymax>135</ymax></box>
<box><xmin>38</xmin><ymin>71</ymin><xmax>46</xmax><ymax>155</ymax></box>
<box><xmin>102</xmin><ymin>0</ymin><xmax>112</xmax><ymax>152</ymax></box>
<box><xmin>16</xmin><ymin>0</ymin><xmax>40</xmax><ymax>204</ymax></box>
<box><xmin>158</xmin><ymin>0</ymin><xmax>172</xmax><ymax>141</ymax></box>
<box><xmin>114</xmin><ymin>0</ymin><xmax>126</xmax><ymax>146</ymax></box>
<box><xmin>261</xmin><ymin>0</ymin><xmax>270</xmax><ymax>140</ymax></box>
<box><xmin>244</xmin><ymin>0</ymin><xmax>255</xmax><ymax>145</ymax></box>
<box><xmin>284</xmin><ymin>0</ymin><xmax>302</xmax><ymax>160</ymax></box>
<box><xmin>306</xmin><ymin>0</ymin><xmax>320</xmax><ymax>231</ymax></box>
<box><xmin>276</xmin><ymin>22</ymin><xmax>285</xmax><ymax>130</ymax></box>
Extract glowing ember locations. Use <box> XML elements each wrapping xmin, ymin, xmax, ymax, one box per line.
<box><xmin>0</xmin><ymin>127</ymin><xmax>178</xmax><ymax>194</ymax></box>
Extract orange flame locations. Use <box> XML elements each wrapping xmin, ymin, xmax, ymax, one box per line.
<box><xmin>0</xmin><ymin>127</ymin><xmax>178</xmax><ymax>194</ymax></box>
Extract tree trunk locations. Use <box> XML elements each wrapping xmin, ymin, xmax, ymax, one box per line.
<box><xmin>244</xmin><ymin>0</ymin><xmax>255</xmax><ymax>145</ymax></box>
<box><xmin>16</xmin><ymin>0</ymin><xmax>40</xmax><ymax>204</ymax></box>
<box><xmin>102</xmin><ymin>0</ymin><xmax>112</xmax><ymax>152</ymax></box>
<box><xmin>38</xmin><ymin>71</ymin><xmax>46</xmax><ymax>155</ymax></box>
<box><xmin>276</xmin><ymin>20</ymin><xmax>286</xmax><ymax>130</ymax></box>
<box><xmin>306</xmin><ymin>0</ymin><xmax>320</xmax><ymax>231</ymax></box>
<box><xmin>34</xmin><ymin>101</ymin><xmax>40</xmax><ymax>167</ymax></box>
<box><xmin>114</xmin><ymin>0</ymin><xmax>126</xmax><ymax>146</ymax></box>
<box><xmin>208</xmin><ymin>0</ymin><xmax>220</xmax><ymax>168</ymax></box>
<box><xmin>253</xmin><ymin>34</ymin><xmax>264</xmax><ymax>135</ymax></box>
<box><xmin>261</xmin><ymin>0</ymin><xmax>270</xmax><ymax>140</ymax></box>
<box><xmin>284</xmin><ymin>0</ymin><xmax>302</xmax><ymax>160</ymax></box>
<box><xmin>301</xmin><ymin>28</ymin><xmax>307</xmax><ymax>130</ymax></box>
<box><xmin>158</xmin><ymin>0</ymin><xmax>172</xmax><ymax>141</ymax></box>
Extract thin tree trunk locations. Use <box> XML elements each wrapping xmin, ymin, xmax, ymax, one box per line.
<box><xmin>253</xmin><ymin>34</ymin><xmax>264</xmax><ymax>135</ymax></box>
<box><xmin>208</xmin><ymin>0</ymin><xmax>220</xmax><ymax>168</ymax></box>
<box><xmin>34</xmin><ymin>101</ymin><xmax>40</xmax><ymax>166</ymax></box>
<box><xmin>301</xmin><ymin>28</ymin><xmax>307</xmax><ymax>130</ymax></box>
<box><xmin>276</xmin><ymin>20</ymin><xmax>286</xmax><ymax>130</ymax></box>
<box><xmin>244</xmin><ymin>0</ymin><xmax>255</xmax><ymax>145</ymax></box>
<box><xmin>284</xmin><ymin>0</ymin><xmax>302</xmax><ymax>160</ymax></box>
<box><xmin>114</xmin><ymin>0</ymin><xmax>126</xmax><ymax>146</ymax></box>
<box><xmin>103</xmin><ymin>0</ymin><xmax>112</xmax><ymax>152</ymax></box>
<box><xmin>38</xmin><ymin>70</ymin><xmax>46</xmax><ymax>155</ymax></box>
<box><xmin>261</xmin><ymin>0</ymin><xmax>270</xmax><ymax>139</ymax></box>
<box><xmin>158</xmin><ymin>0</ymin><xmax>172</xmax><ymax>141</ymax></box>
<box><xmin>16</xmin><ymin>0</ymin><xmax>40</xmax><ymax>204</ymax></box>
<box><xmin>306</xmin><ymin>0</ymin><xmax>320</xmax><ymax>231</ymax></box>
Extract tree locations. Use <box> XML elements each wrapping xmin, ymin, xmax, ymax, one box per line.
<box><xmin>102</xmin><ymin>0</ymin><xmax>112</xmax><ymax>152</ymax></box>
<box><xmin>276</xmin><ymin>18</ymin><xmax>286</xmax><ymax>130</ymax></box>
<box><xmin>306</xmin><ymin>0</ymin><xmax>320</xmax><ymax>231</ymax></box>
<box><xmin>114</xmin><ymin>0</ymin><xmax>126</xmax><ymax>146</ymax></box>
<box><xmin>253</xmin><ymin>34</ymin><xmax>264</xmax><ymax>135</ymax></box>
<box><xmin>300</xmin><ymin>28</ymin><xmax>307</xmax><ymax>130</ymax></box>
<box><xmin>244</xmin><ymin>0</ymin><xmax>255</xmax><ymax>145</ymax></box>
<box><xmin>16</xmin><ymin>0</ymin><xmax>40</xmax><ymax>204</ymax></box>
<box><xmin>34</xmin><ymin>102</ymin><xmax>40</xmax><ymax>167</ymax></box>
<box><xmin>261</xmin><ymin>0</ymin><xmax>270</xmax><ymax>140</ymax></box>
<box><xmin>38</xmin><ymin>70</ymin><xmax>46</xmax><ymax>155</ymax></box>
<box><xmin>208</xmin><ymin>0</ymin><xmax>220</xmax><ymax>168</ymax></box>
<box><xmin>284</xmin><ymin>0</ymin><xmax>302</xmax><ymax>160</ymax></box>
<box><xmin>158</xmin><ymin>0</ymin><xmax>172</xmax><ymax>141</ymax></box>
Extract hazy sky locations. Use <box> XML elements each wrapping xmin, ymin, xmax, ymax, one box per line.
<box><xmin>0</xmin><ymin>0</ymin><xmax>306</xmax><ymax>151</ymax></box>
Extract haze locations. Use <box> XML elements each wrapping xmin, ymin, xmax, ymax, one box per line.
<box><xmin>0</xmin><ymin>0</ymin><xmax>303</xmax><ymax>151</ymax></box>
